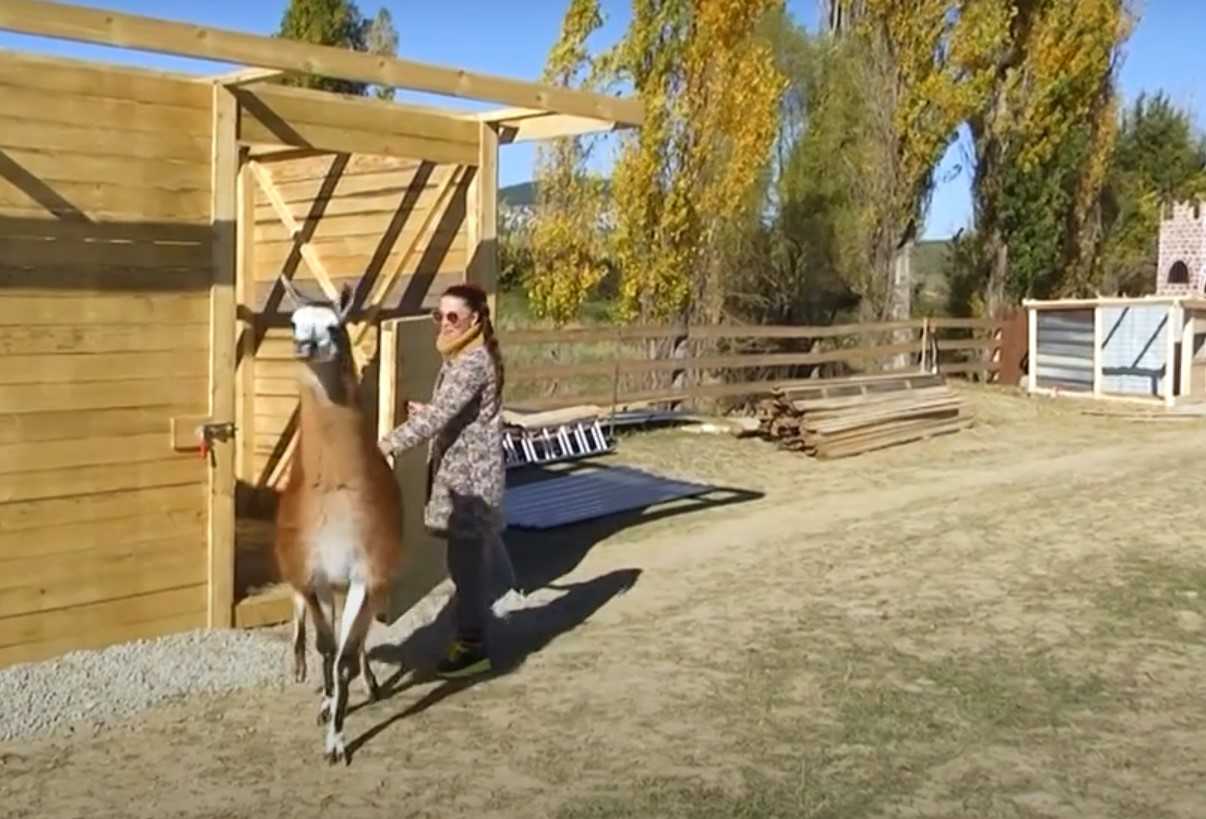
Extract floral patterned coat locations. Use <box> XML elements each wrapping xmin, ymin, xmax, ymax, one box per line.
<box><xmin>379</xmin><ymin>345</ymin><xmax>505</xmax><ymax>539</ymax></box>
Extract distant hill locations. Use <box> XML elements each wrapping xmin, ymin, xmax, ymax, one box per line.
<box><xmin>912</xmin><ymin>238</ymin><xmax>956</xmax><ymax>314</ymax></box>
<box><xmin>500</xmin><ymin>180</ymin><xmax>614</xmax><ymax>210</ymax></box>
<box><xmin>500</xmin><ymin>181</ymin><xmax>538</xmax><ymax>208</ymax></box>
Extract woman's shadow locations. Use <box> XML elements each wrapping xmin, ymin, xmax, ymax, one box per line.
<box><xmin>349</xmin><ymin>566</ymin><xmax>641</xmax><ymax>758</ymax></box>
<box><xmin>348</xmin><ymin>463</ymin><xmax>760</xmax><ymax>759</ymax></box>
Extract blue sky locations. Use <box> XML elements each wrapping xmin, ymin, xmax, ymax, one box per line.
<box><xmin>2</xmin><ymin>0</ymin><xmax>1201</xmax><ymax>240</ymax></box>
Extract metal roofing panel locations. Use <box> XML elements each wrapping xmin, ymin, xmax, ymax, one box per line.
<box><xmin>504</xmin><ymin>465</ymin><xmax>712</xmax><ymax>530</ymax></box>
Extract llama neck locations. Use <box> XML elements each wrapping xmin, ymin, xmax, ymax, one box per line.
<box><xmin>301</xmin><ymin>359</ymin><xmax>355</xmax><ymax>407</ymax></box>
<box><xmin>295</xmin><ymin>361</ymin><xmax>372</xmax><ymax>489</ymax></box>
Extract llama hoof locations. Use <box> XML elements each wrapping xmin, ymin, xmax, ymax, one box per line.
<box><xmin>324</xmin><ymin>735</ymin><xmax>347</xmax><ymax>765</ymax></box>
<box><xmin>317</xmin><ymin>699</ymin><xmax>332</xmax><ymax>725</ymax></box>
<box><xmin>362</xmin><ymin>670</ymin><xmax>381</xmax><ymax>702</ymax></box>
<box><xmin>293</xmin><ymin>664</ymin><xmax>307</xmax><ymax>684</ymax></box>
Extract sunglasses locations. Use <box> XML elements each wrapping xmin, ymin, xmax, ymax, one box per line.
<box><xmin>431</xmin><ymin>307</ymin><xmax>480</xmax><ymax>327</ymax></box>
<box><xmin>431</xmin><ymin>308</ymin><xmax>465</xmax><ymax>326</ymax></box>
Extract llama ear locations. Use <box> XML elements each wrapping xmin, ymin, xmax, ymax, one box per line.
<box><xmin>337</xmin><ymin>283</ymin><xmax>355</xmax><ymax>322</ymax></box>
<box><xmin>279</xmin><ymin>275</ymin><xmax>306</xmax><ymax>308</ymax></box>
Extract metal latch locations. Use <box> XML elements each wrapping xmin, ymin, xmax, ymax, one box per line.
<box><xmin>199</xmin><ymin>421</ymin><xmax>237</xmax><ymax>466</ymax></box>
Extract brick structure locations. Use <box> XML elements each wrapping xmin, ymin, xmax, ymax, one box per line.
<box><xmin>1156</xmin><ymin>200</ymin><xmax>1206</xmax><ymax>294</ymax></box>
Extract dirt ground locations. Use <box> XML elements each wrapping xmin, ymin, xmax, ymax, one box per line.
<box><xmin>5</xmin><ymin>383</ymin><xmax>1206</xmax><ymax>819</ymax></box>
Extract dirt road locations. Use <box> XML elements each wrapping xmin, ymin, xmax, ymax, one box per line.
<box><xmin>4</xmin><ymin>385</ymin><xmax>1206</xmax><ymax>818</ymax></box>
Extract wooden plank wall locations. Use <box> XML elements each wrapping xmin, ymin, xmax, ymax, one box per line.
<box><xmin>244</xmin><ymin>152</ymin><xmax>471</xmax><ymax>486</ymax></box>
<box><xmin>0</xmin><ymin>52</ymin><xmax>213</xmax><ymax>666</ymax></box>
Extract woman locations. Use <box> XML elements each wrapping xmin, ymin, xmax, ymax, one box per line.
<box><xmin>378</xmin><ymin>283</ymin><xmax>517</xmax><ymax>679</ymax></box>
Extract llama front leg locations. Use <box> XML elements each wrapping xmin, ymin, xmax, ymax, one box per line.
<box><xmin>326</xmin><ymin>580</ymin><xmax>374</xmax><ymax>765</ymax></box>
<box><xmin>305</xmin><ymin>589</ymin><xmax>338</xmax><ymax>725</ymax></box>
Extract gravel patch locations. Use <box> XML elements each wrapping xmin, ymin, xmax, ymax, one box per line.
<box><xmin>0</xmin><ymin>581</ymin><xmax>533</xmax><ymax>744</ymax></box>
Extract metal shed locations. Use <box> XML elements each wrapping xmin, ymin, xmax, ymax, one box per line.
<box><xmin>1024</xmin><ymin>296</ymin><xmax>1206</xmax><ymax>408</ymax></box>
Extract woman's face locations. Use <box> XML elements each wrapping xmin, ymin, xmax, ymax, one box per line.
<box><xmin>434</xmin><ymin>295</ymin><xmax>476</xmax><ymax>339</ymax></box>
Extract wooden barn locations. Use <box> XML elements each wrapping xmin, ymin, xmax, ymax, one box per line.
<box><xmin>0</xmin><ymin>0</ymin><xmax>641</xmax><ymax>667</ymax></box>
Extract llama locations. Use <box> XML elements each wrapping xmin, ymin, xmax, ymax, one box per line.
<box><xmin>272</xmin><ymin>277</ymin><xmax>404</xmax><ymax>765</ymax></box>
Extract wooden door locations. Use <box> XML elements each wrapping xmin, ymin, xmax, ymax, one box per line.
<box><xmin>376</xmin><ymin>316</ymin><xmax>447</xmax><ymax>624</ymax></box>
<box><xmin>229</xmin><ymin>151</ymin><xmax>474</xmax><ymax>619</ymax></box>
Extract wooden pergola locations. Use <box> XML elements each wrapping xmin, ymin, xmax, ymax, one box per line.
<box><xmin>0</xmin><ymin>1</ymin><xmax>641</xmax><ymax>666</ymax></box>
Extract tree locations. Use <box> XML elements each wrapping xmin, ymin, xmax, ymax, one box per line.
<box><xmin>602</xmin><ymin>0</ymin><xmax>788</xmax><ymax>325</ymax></box>
<box><xmin>725</xmin><ymin>9</ymin><xmax>863</xmax><ymax>385</ymax></box>
<box><xmin>365</xmin><ymin>8</ymin><xmax>400</xmax><ymax>100</ymax></box>
<box><xmin>845</xmin><ymin>1</ymin><xmax>1003</xmax><ymax>325</ymax></box>
<box><xmin>275</xmin><ymin>0</ymin><xmax>398</xmax><ymax>97</ymax></box>
<box><xmin>1098</xmin><ymin>92</ymin><xmax>1206</xmax><ymax>295</ymax></box>
<box><xmin>523</xmin><ymin>0</ymin><xmax>612</xmax><ymax>326</ymax></box>
<box><xmin>953</xmin><ymin>0</ymin><xmax>1132</xmax><ymax>310</ymax></box>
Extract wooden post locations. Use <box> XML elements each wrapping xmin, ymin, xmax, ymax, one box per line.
<box><xmin>468</xmin><ymin>121</ymin><xmax>499</xmax><ymax>316</ymax></box>
<box><xmin>1092</xmin><ymin>305</ymin><xmax>1103</xmax><ymax>396</ymax></box>
<box><xmin>1164</xmin><ymin>302</ymin><xmax>1178</xmax><ymax>408</ymax></box>
<box><xmin>208</xmin><ymin>84</ymin><xmax>238</xmax><ymax>629</ymax></box>
<box><xmin>235</xmin><ymin>157</ymin><xmax>257</xmax><ymax>485</ymax></box>
<box><xmin>1180</xmin><ymin>305</ymin><xmax>1195</xmax><ymax>399</ymax></box>
<box><xmin>1027</xmin><ymin>306</ymin><xmax>1038</xmax><ymax>393</ymax></box>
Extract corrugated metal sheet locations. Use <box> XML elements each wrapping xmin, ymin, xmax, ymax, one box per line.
<box><xmin>504</xmin><ymin>465</ymin><xmax>711</xmax><ymax>530</ymax></box>
<box><xmin>1100</xmin><ymin>304</ymin><xmax>1169</xmax><ymax>396</ymax></box>
<box><xmin>1036</xmin><ymin>309</ymin><xmax>1093</xmax><ymax>391</ymax></box>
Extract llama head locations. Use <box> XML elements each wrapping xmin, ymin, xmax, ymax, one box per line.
<box><xmin>281</xmin><ymin>277</ymin><xmax>354</xmax><ymax>365</ymax></box>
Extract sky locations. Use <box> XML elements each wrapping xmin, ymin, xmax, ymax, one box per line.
<box><xmin>2</xmin><ymin>0</ymin><xmax>1202</xmax><ymax>241</ymax></box>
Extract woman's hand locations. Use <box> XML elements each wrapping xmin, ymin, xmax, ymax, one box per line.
<box><xmin>406</xmin><ymin>401</ymin><xmax>429</xmax><ymax>417</ymax></box>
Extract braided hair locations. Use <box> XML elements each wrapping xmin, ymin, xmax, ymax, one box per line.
<box><xmin>441</xmin><ymin>283</ymin><xmax>505</xmax><ymax>396</ymax></box>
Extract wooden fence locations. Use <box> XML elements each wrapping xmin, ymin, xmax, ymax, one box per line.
<box><xmin>499</xmin><ymin>317</ymin><xmax>1006</xmax><ymax>412</ymax></box>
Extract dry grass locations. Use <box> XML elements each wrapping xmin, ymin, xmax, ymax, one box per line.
<box><xmin>6</xmin><ymin>384</ymin><xmax>1206</xmax><ymax>818</ymax></box>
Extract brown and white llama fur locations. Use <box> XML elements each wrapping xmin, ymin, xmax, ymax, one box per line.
<box><xmin>273</xmin><ymin>279</ymin><xmax>404</xmax><ymax>765</ymax></box>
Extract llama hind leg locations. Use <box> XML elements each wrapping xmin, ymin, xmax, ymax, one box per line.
<box><xmin>291</xmin><ymin>593</ymin><xmax>308</xmax><ymax>684</ymax></box>
<box><xmin>326</xmin><ymin>580</ymin><xmax>374</xmax><ymax>765</ymax></box>
<box><xmin>360</xmin><ymin>644</ymin><xmax>380</xmax><ymax>701</ymax></box>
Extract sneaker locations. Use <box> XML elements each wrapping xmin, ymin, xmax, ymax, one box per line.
<box><xmin>436</xmin><ymin>639</ymin><xmax>492</xmax><ymax>679</ymax></box>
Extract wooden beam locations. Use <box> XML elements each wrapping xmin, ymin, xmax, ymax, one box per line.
<box><xmin>247</xmin><ymin>160</ymin><xmax>342</xmax><ymax>305</ymax></box>
<box><xmin>235</xmin><ymin>157</ymin><xmax>257</xmax><ymax>484</ymax></box>
<box><xmin>471</xmin><ymin>106</ymin><xmax>627</xmax><ymax>143</ymax></box>
<box><xmin>1165</xmin><ymin>303</ymin><xmax>1178</xmax><ymax>407</ymax></box>
<box><xmin>471</xmin><ymin>106</ymin><xmax>546</xmax><ymax>122</ymax></box>
<box><xmin>469</xmin><ymin>123</ymin><xmax>499</xmax><ymax>314</ymax></box>
<box><xmin>212</xmin><ymin>67</ymin><xmax>286</xmax><ymax>86</ymax></box>
<box><xmin>0</xmin><ymin>0</ymin><xmax>644</xmax><ymax>124</ymax></box>
<box><xmin>207</xmin><ymin>84</ymin><xmax>238</xmax><ymax>630</ymax></box>
<box><xmin>1027</xmin><ymin>307</ymin><xmax>1038</xmax><ymax>394</ymax></box>
<box><xmin>235</xmin><ymin>83</ymin><xmax>479</xmax><ymax>165</ymax></box>
<box><xmin>246</xmin><ymin>146</ymin><xmax>335</xmax><ymax>164</ymax></box>
<box><xmin>1092</xmin><ymin>306</ymin><xmax>1103</xmax><ymax>396</ymax></box>
<box><xmin>1180</xmin><ymin>306</ymin><xmax>1195</xmax><ymax>399</ymax></box>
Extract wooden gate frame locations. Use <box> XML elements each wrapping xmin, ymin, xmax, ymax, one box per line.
<box><xmin>0</xmin><ymin>0</ymin><xmax>642</xmax><ymax>630</ymax></box>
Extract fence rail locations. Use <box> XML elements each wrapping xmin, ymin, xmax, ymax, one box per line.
<box><xmin>500</xmin><ymin>317</ymin><xmax>1007</xmax><ymax>411</ymax></box>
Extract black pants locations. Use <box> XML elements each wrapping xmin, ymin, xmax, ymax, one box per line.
<box><xmin>445</xmin><ymin>530</ymin><xmax>498</xmax><ymax>644</ymax></box>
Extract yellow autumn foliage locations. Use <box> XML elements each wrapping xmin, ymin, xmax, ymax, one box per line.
<box><xmin>607</xmin><ymin>0</ymin><xmax>787</xmax><ymax>323</ymax></box>
<box><xmin>525</xmin><ymin>0</ymin><xmax>611</xmax><ymax>326</ymax></box>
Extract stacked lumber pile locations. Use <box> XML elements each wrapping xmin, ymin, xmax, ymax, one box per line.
<box><xmin>755</xmin><ymin>372</ymin><xmax>972</xmax><ymax>459</ymax></box>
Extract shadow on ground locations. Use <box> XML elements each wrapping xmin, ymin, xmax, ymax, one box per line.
<box><xmin>504</xmin><ymin>457</ymin><xmax>765</xmax><ymax>591</ymax></box>
<box><xmin>350</xmin><ymin>460</ymin><xmax>762</xmax><ymax>759</ymax></box>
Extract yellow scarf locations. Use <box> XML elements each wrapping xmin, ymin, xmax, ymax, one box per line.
<box><xmin>436</xmin><ymin>321</ymin><xmax>484</xmax><ymax>360</ymax></box>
